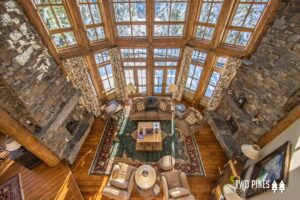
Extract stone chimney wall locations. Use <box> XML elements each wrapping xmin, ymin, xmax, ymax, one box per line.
<box><xmin>206</xmin><ymin>1</ymin><xmax>300</xmax><ymax>156</ymax></box>
<box><xmin>0</xmin><ymin>0</ymin><xmax>77</xmax><ymax>132</ymax></box>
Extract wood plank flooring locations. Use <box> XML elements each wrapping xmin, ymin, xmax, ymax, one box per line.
<box><xmin>71</xmin><ymin>116</ymin><xmax>228</xmax><ymax>200</ymax></box>
<box><xmin>0</xmin><ymin>160</ymin><xmax>83</xmax><ymax>200</ymax></box>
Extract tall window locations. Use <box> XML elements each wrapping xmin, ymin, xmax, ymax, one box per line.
<box><xmin>34</xmin><ymin>0</ymin><xmax>77</xmax><ymax>48</ymax></box>
<box><xmin>124</xmin><ymin>69</ymin><xmax>135</xmax><ymax>85</ymax></box>
<box><xmin>153</xmin><ymin>48</ymin><xmax>179</xmax><ymax>94</ymax></box>
<box><xmin>204</xmin><ymin>56</ymin><xmax>228</xmax><ymax>98</ymax></box>
<box><xmin>224</xmin><ymin>0</ymin><xmax>269</xmax><ymax>47</ymax></box>
<box><xmin>78</xmin><ymin>0</ymin><xmax>105</xmax><ymax>41</ymax></box>
<box><xmin>185</xmin><ymin>64</ymin><xmax>203</xmax><ymax>91</ymax></box>
<box><xmin>185</xmin><ymin>49</ymin><xmax>207</xmax><ymax>92</ymax></box>
<box><xmin>94</xmin><ymin>51</ymin><xmax>114</xmax><ymax>92</ymax></box>
<box><xmin>205</xmin><ymin>71</ymin><xmax>220</xmax><ymax>98</ymax></box>
<box><xmin>195</xmin><ymin>0</ymin><xmax>223</xmax><ymax>41</ymax></box>
<box><xmin>121</xmin><ymin>48</ymin><xmax>148</xmax><ymax>94</ymax></box>
<box><xmin>154</xmin><ymin>69</ymin><xmax>164</xmax><ymax>93</ymax></box>
<box><xmin>153</xmin><ymin>48</ymin><xmax>181</xmax><ymax>66</ymax></box>
<box><xmin>166</xmin><ymin>69</ymin><xmax>176</xmax><ymax>92</ymax></box>
<box><xmin>112</xmin><ymin>0</ymin><xmax>147</xmax><ymax>37</ymax></box>
<box><xmin>137</xmin><ymin>69</ymin><xmax>147</xmax><ymax>93</ymax></box>
<box><xmin>154</xmin><ymin>0</ymin><xmax>188</xmax><ymax>37</ymax></box>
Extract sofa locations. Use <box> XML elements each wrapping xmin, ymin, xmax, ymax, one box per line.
<box><xmin>101</xmin><ymin>163</ymin><xmax>136</xmax><ymax>200</ymax></box>
<box><xmin>161</xmin><ymin>170</ymin><xmax>195</xmax><ymax>200</ymax></box>
<box><xmin>130</xmin><ymin>96</ymin><xmax>173</xmax><ymax>121</ymax></box>
<box><xmin>175</xmin><ymin>107</ymin><xmax>203</xmax><ymax>137</ymax></box>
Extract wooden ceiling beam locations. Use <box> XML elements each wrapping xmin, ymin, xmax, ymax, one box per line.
<box><xmin>147</xmin><ymin>0</ymin><xmax>154</xmax><ymax>96</ymax></box>
<box><xmin>211</xmin><ymin>0</ymin><xmax>237</xmax><ymax>49</ymax></box>
<box><xmin>185</xmin><ymin>0</ymin><xmax>201</xmax><ymax>42</ymax></box>
<box><xmin>192</xmin><ymin>52</ymin><xmax>217</xmax><ymax>107</ymax></box>
<box><xmin>85</xmin><ymin>54</ymin><xmax>106</xmax><ymax>100</ymax></box>
<box><xmin>101</xmin><ymin>0</ymin><xmax>116</xmax><ymax>45</ymax></box>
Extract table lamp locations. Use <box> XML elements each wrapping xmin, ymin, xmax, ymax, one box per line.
<box><xmin>168</xmin><ymin>84</ymin><xmax>177</xmax><ymax>93</ymax></box>
<box><xmin>5</xmin><ymin>138</ymin><xmax>22</xmax><ymax>152</ymax></box>
<box><xmin>241</xmin><ymin>144</ymin><xmax>261</xmax><ymax>160</ymax></box>
<box><xmin>127</xmin><ymin>82</ymin><xmax>136</xmax><ymax>94</ymax></box>
<box><xmin>223</xmin><ymin>184</ymin><xmax>246</xmax><ymax>200</ymax></box>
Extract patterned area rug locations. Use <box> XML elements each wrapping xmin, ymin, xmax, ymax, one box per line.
<box><xmin>0</xmin><ymin>174</ymin><xmax>24</xmax><ymax>200</ymax></box>
<box><xmin>89</xmin><ymin>115</ymin><xmax>205</xmax><ymax>176</ymax></box>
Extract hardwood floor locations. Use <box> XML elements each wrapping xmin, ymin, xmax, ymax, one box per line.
<box><xmin>0</xmin><ymin>103</ymin><xmax>227</xmax><ymax>200</ymax></box>
<box><xmin>71</xmin><ymin>116</ymin><xmax>228</xmax><ymax>200</ymax></box>
<box><xmin>0</xmin><ymin>160</ymin><xmax>83</xmax><ymax>200</ymax></box>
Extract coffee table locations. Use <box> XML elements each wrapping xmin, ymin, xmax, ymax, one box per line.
<box><xmin>136</xmin><ymin>122</ymin><xmax>162</xmax><ymax>151</ymax></box>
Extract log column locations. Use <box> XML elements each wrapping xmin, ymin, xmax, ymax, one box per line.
<box><xmin>0</xmin><ymin>108</ymin><xmax>60</xmax><ymax>167</ymax></box>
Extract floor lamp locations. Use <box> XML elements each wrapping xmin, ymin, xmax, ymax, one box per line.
<box><xmin>127</xmin><ymin>82</ymin><xmax>136</xmax><ymax>103</ymax></box>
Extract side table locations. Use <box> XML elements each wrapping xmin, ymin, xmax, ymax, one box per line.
<box><xmin>135</xmin><ymin>165</ymin><xmax>160</xmax><ymax>200</ymax></box>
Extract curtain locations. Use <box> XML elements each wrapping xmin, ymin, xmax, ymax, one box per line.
<box><xmin>173</xmin><ymin>46</ymin><xmax>194</xmax><ymax>101</ymax></box>
<box><xmin>109</xmin><ymin>47</ymin><xmax>128</xmax><ymax>102</ymax></box>
<box><xmin>207</xmin><ymin>58</ymin><xmax>242</xmax><ymax>111</ymax></box>
<box><xmin>62</xmin><ymin>56</ymin><xmax>101</xmax><ymax>116</ymax></box>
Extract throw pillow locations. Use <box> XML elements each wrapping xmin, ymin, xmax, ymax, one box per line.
<box><xmin>110</xmin><ymin>178</ymin><xmax>128</xmax><ymax>189</ymax></box>
<box><xmin>185</xmin><ymin>113</ymin><xmax>198</xmax><ymax>125</ymax></box>
<box><xmin>136</xmin><ymin>101</ymin><xmax>145</xmax><ymax>111</ymax></box>
<box><xmin>117</xmin><ymin>163</ymin><xmax>135</xmax><ymax>181</ymax></box>
<box><xmin>159</xmin><ymin>101</ymin><xmax>168</xmax><ymax>111</ymax></box>
<box><xmin>163</xmin><ymin>171</ymin><xmax>182</xmax><ymax>190</ymax></box>
<box><xmin>169</xmin><ymin>188</ymin><xmax>190</xmax><ymax>198</ymax></box>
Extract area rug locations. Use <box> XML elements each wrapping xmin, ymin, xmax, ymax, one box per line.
<box><xmin>0</xmin><ymin>174</ymin><xmax>24</xmax><ymax>200</ymax></box>
<box><xmin>89</xmin><ymin>115</ymin><xmax>205</xmax><ymax>176</ymax></box>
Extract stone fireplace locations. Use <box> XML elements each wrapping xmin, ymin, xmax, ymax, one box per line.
<box><xmin>205</xmin><ymin>1</ymin><xmax>300</xmax><ymax>157</ymax></box>
<box><xmin>0</xmin><ymin>0</ymin><xmax>94</xmax><ymax>164</ymax></box>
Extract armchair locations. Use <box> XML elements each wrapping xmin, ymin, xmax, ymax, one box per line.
<box><xmin>101</xmin><ymin>163</ymin><xmax>136</xmax><ymax>200</ymax></box>
<box><xmin>161</xmin><ymin>170</ymin><xmax>195</xmax><ymax>200</ymax></box>
<box><xmin>175</xmin><ymin>107</ymin><xmax>203</xmax><ymax>137</ymax></box>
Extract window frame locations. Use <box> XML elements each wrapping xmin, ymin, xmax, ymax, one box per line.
<box><xmin>194</xmin><ymin>0</ymin><xmax>224</xmax><ymax>42</ymax></box>
<box><xmin>33</xmin><ymin>0</ymin><xmax>78</xmax><ymax>49</ymax></box>
<box><xmin>154</xmin><ymin>0</ymin><xmax>189</xmax><ymax>38</ymax></box>
<box><xmin>223</xmin><ymin>0</ymin><xmax>270</xmax><ymax>48</ymax></box>
<box><xmin>111</xmin><ymin>0</ymin><xmax>147</xmax><ymax>38</ymax></box>
<box><xmin>78</xmin><ymin>0</ymin><xmax>106</xmax><ymax>42</ymax></box>
<box><xmin>94</xmin><ymin>50</ymin><xmax>115</xmax><ymax>93</ymax></box>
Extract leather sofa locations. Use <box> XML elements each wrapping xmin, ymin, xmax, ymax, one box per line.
<box><xmin>130</xmin><ymin>96</ymin><xmax>173</xmax><ymax>121</ymax></box>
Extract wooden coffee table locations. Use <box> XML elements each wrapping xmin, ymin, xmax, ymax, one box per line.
<box><xmin>136</xmin><ymin>122</ymin><xmax>162</xmax><ymax>151</ymax></box>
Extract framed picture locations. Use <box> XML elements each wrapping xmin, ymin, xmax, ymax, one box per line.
<box><xmin>246</xmin><ymin>141</ymin><xmax>291</xmax><ymax>197</ymax></box>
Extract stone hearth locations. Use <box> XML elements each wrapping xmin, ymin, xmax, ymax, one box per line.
<box><xmin>0</xmin><ymin>0</ymin><xmax>94</xmax><ymax>164</ymax></box>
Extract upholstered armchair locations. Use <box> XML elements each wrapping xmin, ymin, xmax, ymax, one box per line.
<box><xmin>101</xmin><ymin>163</ymin><xmax>136</xmax><ymax>200</ymax></box>
<box><xmin>161</xmin><ymin>170</ymin><xmax>195</xmax><ymax>200</ymax></box>
<box><xmin>174</xmin><ymin>107</ymin><xmax>203</xmax><ymax>137</ymax></box>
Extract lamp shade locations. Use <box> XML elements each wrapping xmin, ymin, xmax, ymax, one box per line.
<box><xmin>223</xmin><ymin>184</ymin><xmax>245</xmax><ymax>200</ymax></box>
<box><xmin>241</xmin><ymin>144</ymin><xmax>261</xmax><ymax>160</ymax></box>
<box><xmin>168</xmin><ymin>84</ymin><xmax>177</xmax><ymax>93</ymax></box>
<box><xmin>127</xmin><ymin>82</ymin><xmax>136</xmax><ymax>93</ymax></box>
<box><xmin>5</xmin><ymin>138</ymin><xmax>21</xmax><ymax>151</ymax></box>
